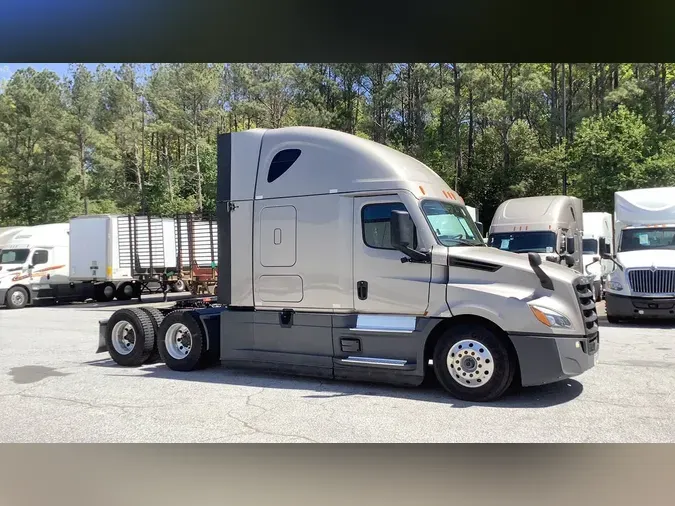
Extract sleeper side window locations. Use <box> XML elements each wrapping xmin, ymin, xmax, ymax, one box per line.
<box><xmin>362</xmin><ymin>202</ymin><xmax>417</xmax><ymax>250</ymax></box>
<box><xmin>267</xmin><ymin>149</ymin><xmax>301</xmax><ymax>183</ymax></box>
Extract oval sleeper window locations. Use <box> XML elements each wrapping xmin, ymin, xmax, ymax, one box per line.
<box><xmin>267</xmin><ymin>149</ymin><xmax>301</xmax><ymax>183</ymax></box>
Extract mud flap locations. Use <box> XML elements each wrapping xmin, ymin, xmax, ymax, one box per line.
<box><xmin>96</xmin><ymin>319</ymin><xmax>109</xmax><ymax>353</ymax></box>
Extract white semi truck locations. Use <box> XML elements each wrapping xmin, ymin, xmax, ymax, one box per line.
<box><xmin>604</xmin><ymin>187</ymin><xmax>675</xmax><ymax>323</ymax></box>
<box><xmin>95</xmin><ymin>126</ymin><xmax>599</xmax><ymax>402</ymax></box>
<box><xmin>487</xmin><ymin>195</ymin><xmax>584</xmax><ymax>273</ymax></box>
<box><xmin>582</xmin><ymin>212</ymin><xmax>613</xmax><ymax>301</ymax></box>
<box><xmin>0</xmin><ymin>223</ymin><xmax>72</xmax><ymax>309</ymax></box>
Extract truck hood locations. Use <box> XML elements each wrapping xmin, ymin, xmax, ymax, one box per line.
<box><xmin>449</xmin><ymin>246</ymin><xmax>580</xmax><ymax>284</ymax></box>
<box><xmin>616</xmin><ymin>249</ymin><xmax>675</xmax><ymax>269</ymax></box>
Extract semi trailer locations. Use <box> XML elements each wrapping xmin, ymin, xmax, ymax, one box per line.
<box><xmin>487</xmin><ymin>195</ymin><xmax>584</xmax><ymax>273</ymax></box>
<box><xmin>0</xmin><ymin>214</ymin><xmax>218</xmax><ymax>309</ymax></box>
<box><xmin>604</xmin><ymin>187</ymin><xmax>675</xmax><ymax>322</ymax></box>
<box><xmin>96</xmin><ymin>126</ymin><xmax>599</xmax><ymax>402</ymax></box>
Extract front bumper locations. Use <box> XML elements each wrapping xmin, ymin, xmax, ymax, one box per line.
<box><xmin>605</xmin><ymin>292</ymin><xmax>675</xmax><ymax>320</ymax></box>
<box><xmin>509</xmin><ymin>332</ymin><xmax>599</xmax><ymax>387</ymax></box>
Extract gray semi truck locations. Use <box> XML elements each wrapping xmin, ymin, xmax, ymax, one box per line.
<box><xmin>96</xmin><ymin>127</ymin><xmax>599</xmax><ymax>402</ymax></box>
<box><xmin>487</xmin><ymin>195</ymin><xmax>584</xmax><ymax>274</ymax></box>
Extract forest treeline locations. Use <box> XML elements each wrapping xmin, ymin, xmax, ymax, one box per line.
<box><xmin>1</xmin><ymin>63</ymin><xmax>675</xmax><ymax>227</ymax></box>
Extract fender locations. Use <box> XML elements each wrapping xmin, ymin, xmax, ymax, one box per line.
<box><xmin>447</xmin><ymin>303</ymin><xmax>507</xmax><ymax>330</ymax></box>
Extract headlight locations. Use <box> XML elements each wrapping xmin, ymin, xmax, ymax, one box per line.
<box><xmin>607</xmin><ymin>280</ymin><xmax>623</xmax><ymax>291</ymax></box>
<box><xmin>530</xmin><ymin>305</ymin><xmax>573</xmax><ymax>329</ymax></box>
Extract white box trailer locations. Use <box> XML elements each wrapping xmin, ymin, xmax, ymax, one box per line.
<box><xmin>605</xmin><ymin>187</ymin><xmax>675</xmax><ymax>322</ymax></box>
<box><xmin>69</xmin><ymin>214</ymin><xmax>180</xmax><ymax>301</ymax></box>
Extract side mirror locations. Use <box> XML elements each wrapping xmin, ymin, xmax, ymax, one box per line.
<box><xmin>391</xmin><ymin>210</ymin><xmax>415</xmax><ymax>250</ymax></box>
<box><xmin>566</xmin><ymin>237</ymin><xmax>575</xmax><ymax>255</ymax></box>
<box><xmin>599</xmin><ymin>237</ymin><xmax>606</xmax><ymax>254</ymax></box>
<box><xmin>391</xmin><ymin>210</ymin><xmax>428</xmax><ymax>263</ymax></box>
<box><xmin>475</xmin><ymin>221</ymin><xmax>484</xmax><ymax>235</ymax></box>
<box><xmin>564</xmin><ymin>255</ymin><xmax>575</xmax><ymax>268</ymax></box>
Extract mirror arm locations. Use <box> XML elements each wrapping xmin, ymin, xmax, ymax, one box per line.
<box><xmin>400</xmin><ymin>246</ymin><xmax>430</xmax><ymax>263</ymax></box>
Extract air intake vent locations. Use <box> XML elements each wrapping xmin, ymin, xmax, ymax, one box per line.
<box><xmin>574</xmin><ymin>277</ymin><xmax>598</xmax><ymax>333</ymax></box>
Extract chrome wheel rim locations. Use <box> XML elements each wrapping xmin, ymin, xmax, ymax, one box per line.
<box><xmin>447</xmin><ymin>339</ymin><xmax>495</xmax><ymax>388</ymax></box>
<box><xmin>10</xmin><ymin>290</ymin><xmax>25</xmax><ymax>307</ymax></box>
<box><xmin>165</xmin><ymin>323</ymin><xmax>192</xmax><ymax>360</ymax></box>
<box><xmin>111</xmin><ymin>320</ymin><xmax>136</xmax><ymax>356</ymax></box>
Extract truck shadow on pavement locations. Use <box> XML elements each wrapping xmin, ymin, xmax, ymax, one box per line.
<box><xmin>85</xmin><ymin>358</ymin><xmax>583</xmax><ymax>409</ymax></box>
<box><xmin>597</xmin><ymin>317</ymin><xmax>675</xmax><ymax>330</ymax></box>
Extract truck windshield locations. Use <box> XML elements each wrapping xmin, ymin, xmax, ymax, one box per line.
<box><xmin>488</xmin><ymin>231</ymin><xmax>557</xmax><ymax>253</ymax></box>
<box><xmin>619</xmin><ymin>227</ymin><xmax>675</xmax><ymax>252</ymax></box>
<box><xmin>0</xmin><ymin>248</ymin><xmax>30</xmax><ymax>264</ymax></box>
<box><xmin>583</xmin><ymin>239</ymin><xmax>598</xmax><ymax>255</ymax></box>
<box><xmin>420</xmin><ymin>200</ymin><xmax>484</xmax><ymax>247</ymax></box>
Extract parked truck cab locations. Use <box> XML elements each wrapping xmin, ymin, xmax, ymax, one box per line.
<box><xmin>487</xmin><ymin>195</ymin><xmax>584</xmax><ymax>273</ymax></box>
<box><xmin>582</xmin><ymin>212</ymin><xmax>613</xmax><ymax>301</ymax></box>
<box><xmin>0</xmin><ymin>223</ymin><xmax>70</xmax><ymax>309</ymax></box>
<box><xmin>98</xmin><ymin>127</ymin><xmax>599</xmax><ymax>402</ymax></box>
<box><xmin>605</xmin><ymin>187</ymin><xmax>675</xmax><ymax>322</ymax></box>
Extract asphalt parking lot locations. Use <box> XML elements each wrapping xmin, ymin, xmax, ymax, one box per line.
<box><xmin>0</xmin><ymin>296</ymin><xmax>674</xmax><ymax>442</ymax></box>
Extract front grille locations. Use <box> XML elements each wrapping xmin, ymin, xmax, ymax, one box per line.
<box><xmin>627</xmin><ymin>268</ymin><xmax>675</xmax><ymax>295</ymax></box>
<box><xmin>574</xmin><ymin>277</ymin><xmax>599</xmax><ymax>333</ymax></box>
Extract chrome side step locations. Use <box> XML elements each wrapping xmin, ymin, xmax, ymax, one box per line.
<box><xmin>339</xmin><ymin>356</ymin><xmax>408</xmax><ymax>367</ymax></box>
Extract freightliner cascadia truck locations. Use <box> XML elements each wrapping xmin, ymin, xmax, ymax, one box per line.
<box><xmin>96</xmin><ymin>127</ymin><xmax>599</xmax><ymax>402</ymax></box>
<box><xmin>487</xmin><ymin>195</ymin><xmax>584</xmax><ymax>274</ymax></box>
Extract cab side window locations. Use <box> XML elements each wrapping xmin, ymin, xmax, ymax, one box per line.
<box><xmin>362</xmin><ymin>202</ymin><xmax>417</xmax><ymax>250</ymax></box>
<box><xmin>32</xmin><ymin>249</ymin><xmax>48</xmax><ymax>266</ymax></box>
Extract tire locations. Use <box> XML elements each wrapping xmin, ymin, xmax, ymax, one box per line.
<box><xmin>115</xmin><ymin>282</ymin><xmax>135</xmax><ymax>301</ymax></box>
<box><xmin>105</xmin><ymin>308</ymin><xmax>156</xmax><ymax>366</ymax></box>
<box><xmin>170</xmin><ymin>280</ymin><xmax>186</xmax><ymax>293</ymax></box>
<box><xmin>95</xmin><ymin>282</ymin><xmax>116</xmax><ymax>303</ymax></box>
<box><xmin>157</xmin><ymin>310</ymin><xmax>207</xmax><ymax>372</ymax></box>
<box><xmin>5</xmin><ymin>286</ymin><xmax>29</xmax><ymax>309</ymax></box>
<box><xmin>433</xmin><ymin>322</ymin><xmax>515</xmax><ymax>402</ymax></box>
<box><xmin>140</xmin><ymin>307</ymin><xmax>165</xmax><ymax>364</ymax></box>
<box><xmin>606</xmin><ymin>315</ymin><xmax>620</xmax><ymax>324</ymax></box>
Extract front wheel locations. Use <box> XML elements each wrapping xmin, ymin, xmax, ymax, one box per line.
<box><xmin>5</xmin><ymin>286</ymin><xmax>29</xmax><ymax>309</ymax></box>
<box><xmin>433</xmin><ymin>323</ymin><xmax>515</xmax><ymax>402</ymax></box>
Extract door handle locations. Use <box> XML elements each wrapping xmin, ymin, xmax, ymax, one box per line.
<box><xmin>357</xmin><ymin>280</ymin><xmax>368</xmax><ymax>300</ymax></box>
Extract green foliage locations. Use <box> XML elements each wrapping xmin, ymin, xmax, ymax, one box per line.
<box><xmin>1</xmin><ymin>63</ymin><xmax>675</xmax><ymax>227</ymax></box>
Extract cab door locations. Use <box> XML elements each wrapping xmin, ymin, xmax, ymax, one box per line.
<box><xmin>28</xmin><ymin>248</ymin><xmax>54</xmax><ymax>299</ymax></box>
<box><xmin>352</xmin><ymin>195</ymin><xmax>431</xmax><ymax>315</ymax></box>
